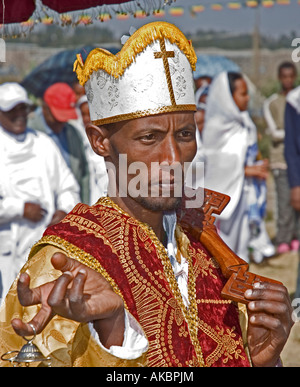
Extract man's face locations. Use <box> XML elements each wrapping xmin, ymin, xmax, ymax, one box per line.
<box><xmin>106</xmin><ymin>111</ymin><xmax>197</xmax><ymax>212</ymax></box>
<box><xmin>279</xmin><ymin>68</ymin><xmax>297</xmax><ymax>92</ymax></box>
<box><xmin>0</xmin><ymin>103</ymin><xmax>29</xmax><ymax>135</ymax></box>
<box><xmin>42</xmin><ymin>102</ymin><xmax>65</xmax><ymax>134</ymax></box>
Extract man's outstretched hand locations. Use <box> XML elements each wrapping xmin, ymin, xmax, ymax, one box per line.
<box><xmin>11</xmin><ymin>253</ymin><xmax>125</xmax><ymax>349</ymax></box>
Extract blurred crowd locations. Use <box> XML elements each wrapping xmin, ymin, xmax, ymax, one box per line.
<box><xmin>0</xmin><ymin>80</ymin><xmax>108</xmax><ymax>300</ymax></box>
<box><xmin>0</xmin><ymin>54</ymin><xmax>299</xmax><ymax>303</ymax></box>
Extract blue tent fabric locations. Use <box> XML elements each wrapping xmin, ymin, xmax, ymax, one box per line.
<box><xmin>194</xmin><ymin>54</ymin><xmax>240</xmax><ymax>80</ymax></box>
<box><xmin>21</xmin><ymin>45</ymin><xmax>119</xmax><ymax>98</ymax></box>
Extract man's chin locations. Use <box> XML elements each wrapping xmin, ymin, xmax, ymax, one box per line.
<box><xmin>135</xmin><ymin>196</ymin><xmax>182</xmax><ymax>212</ymax></box>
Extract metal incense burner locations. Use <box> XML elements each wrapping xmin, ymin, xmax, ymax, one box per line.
<box><xmin>1</xmin><ymin>324</ymin><xmax>51</xmax><ymax>367</ymax></box>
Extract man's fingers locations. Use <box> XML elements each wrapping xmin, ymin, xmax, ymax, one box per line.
<box><xmin>47</xmin><ymin>271</ymin><xmax>73</xmax><ymax>310</ymax></box>
<box><xmin>248</xmin><ymin>300</ymin><xmax>290</xmax><ymax>316</ymax></box>
<box><xmin>17</xmin><ymin>273</ymin><xmax>41</xmax><ymax>307</ymax></box>
<box><xmin>69</xmin><ymin>270</ymin><xmax>86</xmax><ymax>303</ymax></box>
<box><xmin>68</xmin><ymin>270</ymin><xmax>88</xmax><ymax>318</ymax></box>
<box><xmin>11</xmin><ymin>304</ymin><xmax>54</xmax><ymax>337</ymax></box>
<box><xmin>245</xmin><ymin>282</ymin><xmax>290</xmax><ymax>304</ymax></box>
<box><xmin>51</xmin><ymin>252</ymin><xmax>82</xmax><ymax>274</ymax></box>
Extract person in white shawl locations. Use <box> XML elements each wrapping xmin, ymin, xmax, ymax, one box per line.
<box><xmin>202</xmin><ymin>71</ymin><xmax>274</xmax><ymax>262</ymax></box>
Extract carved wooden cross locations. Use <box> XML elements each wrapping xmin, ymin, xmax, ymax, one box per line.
<box><xmin>154</xmin><ymin>38</ymin><xmax>176</xmax><ymax>106</ymax></box>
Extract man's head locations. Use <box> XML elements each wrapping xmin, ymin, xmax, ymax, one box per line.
<box><xmin>87</xmin><ymin>111</ymin><xmax>197</xmax><ymax>211</ymax></box>
<box><xmin>75</xmin><ymin>22</ymin><xmax>198</xmax><ymax>212</ymax></box>
<box><xmin>0</xmin><ymin>83</ymin><xmax>32</xmax><ymax>135</ymax></box>
<box><xmin>42</xmin><ymin>83</ymin><xmax>77</xmax><ymax>133</ymax></box>
<box><xmin>278</xmin><ymin>62</ymin><xmax>297</xmax><ymax>93</ymax></box>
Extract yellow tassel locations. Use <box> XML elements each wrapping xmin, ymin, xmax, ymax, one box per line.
<box><xmin>74</xmin><ymin>21</ymin><xmax>197</xmax><ymax>86</ymax></box>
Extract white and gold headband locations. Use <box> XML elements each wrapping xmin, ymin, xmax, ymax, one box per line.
<box><xmin>74</xmin><ymin>21</ymin><xmax>197</xmax><ymax>126</ymax></box>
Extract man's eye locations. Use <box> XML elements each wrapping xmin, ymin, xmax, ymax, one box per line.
<box><xmin>179</xmin><ymin>130</ymin><xmax>193</xmax><ymax>138</ymax></box>
<box><xmin>140</xmin><ymin>134</ymin><xmax>155</xmax><ymax>141</ymax></box>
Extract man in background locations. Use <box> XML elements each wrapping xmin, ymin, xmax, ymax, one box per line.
<box><xmin>285</xmin><ymin>83</ymin><xmax>300</xmax><ymax>299</ymax></box>
<box><xmin>264</xmin><ymin>61</ymin><xmax>299</xmax><ymax>254</ymax></box>
<box><xmin>28</xmin><ymin>82</ymin><xmax>90</xmax><ymax>204</ymax></box>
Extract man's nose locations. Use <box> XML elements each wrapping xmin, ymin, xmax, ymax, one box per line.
<box><xmin>160</xmin><ymin>136</ymin><xmax>181</xmax><ymax>165</ymax></box>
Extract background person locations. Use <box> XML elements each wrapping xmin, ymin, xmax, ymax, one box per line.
<box><xmin>70</xmin><ymin>94</ymin><xmax>108</xmax><ymax>204</ymax></box>
<box><xmin>28</xmin><ymin>82</ymin><xmax>90</xmax><ymax>204</ymax></box>
<box><xmin>264</xmin><ymin>61</ymin><xmax>299</xmax><ymax>254</ymax></box>
<box><xmin>0</xmin><ymin>82</ymin><xmax>80</xmax><ymax>301</ymax></box>
<box><xmin>285</xmin><ymin>85</ymin><xmax>300</xmax><ymax>299</ymax></box>
<box><xmin>202</xmin><ymin>71</ymin><xmax>274</xmax><ymax>263</ymax></box>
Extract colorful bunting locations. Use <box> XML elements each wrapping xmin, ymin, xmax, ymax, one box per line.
<box><xmin>116</xmin><ymin>13</ymin><xmax>130</xmax><ymax>20</ymax></box>
<box><xmin>227</xmin><ymin>2</ymin><xmax>242</xmax><ymax>9</ymax></box>
<box><xmin>134</xmin><ymin>10</ymin><xmax>147</xmax><ymax>19</ymax></box>
<box><xmin>2</xmin><ymin>0</ymin><xmax>298</xmax><ymax>39</ymax></box>
<box><xmin>246</xmin><ymin>1</ymin><xmax>259</xmax><ymax>7</ymax></box>
<box><xmin>211</xmin><ymin>4</ymin><xmax>223</xmax><ymax>10</ymax></box>
<box><xmin>262</xmin><ymin>0</ymin><xmax>275</xmax><ymax>7</ymax></box>
<box><xmin>191</xmin><ymin>5</ymin><xmax>205</xmax><ymax>13</ymax></box>
<box><xmin>153</xmin><ymin>9</ymin><xmax>166</xmax><ymax>17</ymax></box>
<box><xmin>168</xmin><ymin>7</ymin><xmax>185</xmax><ymax>16</ymax></box>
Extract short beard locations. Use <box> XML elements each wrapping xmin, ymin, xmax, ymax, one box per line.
<box><xmin>134</xmin><ymin>196</ymin><xmax>182</xmax><ymax>212</ymax></box>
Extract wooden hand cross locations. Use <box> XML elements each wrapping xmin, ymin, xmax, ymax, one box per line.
<box><xmin>178</xmin><ymin>188</ymin><xmax>281</xmax><ymax>304</ymax></box>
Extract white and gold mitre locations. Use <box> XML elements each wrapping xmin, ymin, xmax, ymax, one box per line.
<box><xmin>74</xmin><ymin>22</ymin><xmax>197</xmax><ymax>125</ymax></box>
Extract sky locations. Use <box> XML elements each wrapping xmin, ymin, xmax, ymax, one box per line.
<box><xmin>104</xmin><ymin>0</ymin><xmax>300</xmax><ymax>38</ymax></box>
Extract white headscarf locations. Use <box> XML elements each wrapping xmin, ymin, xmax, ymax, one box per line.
<box><xmin>202</xmin><ymin>71</ymin><xmax>256</xmax><ymax>219</ymax></box>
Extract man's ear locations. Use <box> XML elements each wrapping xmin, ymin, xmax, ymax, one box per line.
<box><xmin>86</xmin><ymin>123</ymin><xmax>110</xmax><ymax>157</ymax></box>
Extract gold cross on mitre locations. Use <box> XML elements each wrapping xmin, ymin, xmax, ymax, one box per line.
<box><xmin>154</xmin><ymin>38</ymin><xmax>176</xmax><ymax>106</ymax></box>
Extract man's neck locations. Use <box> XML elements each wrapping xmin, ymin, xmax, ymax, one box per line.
<box><xmin>110</xmin><ymin>195</ymin><xmax>165</xmax><ymax>243</ymax></box>
<box><xmin>281</xmin><ymin>87</ymin><xmax>294</xmax><ymax>96</ymax></box>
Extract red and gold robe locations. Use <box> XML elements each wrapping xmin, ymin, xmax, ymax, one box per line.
<box><xmin>0</xmin><ymin>197</ymin><xmax>251</xmax><ymax>367</ymax></box>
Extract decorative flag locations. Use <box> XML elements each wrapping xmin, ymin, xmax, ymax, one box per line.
<box><xmin>168</xmin><ymin>7</ymin><xmax>184</xmax><ymax>16</ymax></box>
<box><xmin>227</xmin><ymin>2</ymin><xmax>242</xmax><ymax>9</ymax></box>
<box><xmin>262</xmin><ymin>0</ymin><xmax>274</xmax><ymax>7</ymax></box>
<box><xmin>116</xmin><ymin>13</ymin><xmax>130</xmax><ymax>20</ymax></box>
<box><xmin>77</xmin><ymin>15</ymin><xmax>93</xmax><ymax>25</ymax></box>
<box><xmin>246</xmin><ymin>1</ymin><xmax>259</xmax><ymax>7</ymax></box>
<box><xmin>153</xmin><ymin>9</ymin><xmax>166</xmax><ymax>17</ymax></box>
<box><xmin>134</xmin><ymin>10</ymin><xmax>147</xmax><ymax>18</ymax></box>
<box><xmin>42</xmin><ymin>17</ymin><xmax>54</xmax><ymax>25</ymax></box>
<box><xmin>98</xmin><ymin>13</ymin><xmax>111</xmax><ymax>22</ymax></box>
<box><xmin>191</xmin><ymin>5</ymin><xmax>205</xmax><ymax>13</ymax></box>
<box><xmin>211</xmin><ymin>4</ymin><xmax>223</xmax><ymax>10</ymax></box>
<box><xmin>60</xmin><ymin>14</ymin><xmax>72</xmax><ymax>25</ymax></box>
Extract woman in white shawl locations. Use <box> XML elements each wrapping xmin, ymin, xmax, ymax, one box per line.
<box><xmin>202</xmin><ymin>71</ymin><xmax>274</xmax><ymax>262</ymax></box>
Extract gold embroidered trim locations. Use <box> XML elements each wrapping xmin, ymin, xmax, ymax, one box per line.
<box><xmin>197</xmin><ymin>299</ymin><xmax>232</xmax><ymax>305</ymax></box>
<box><xmin>74</xmin><ymin>21</ymin><xmax>197</xmax><ymax>85</ymax></box>
<box><xmin>30</xmin><ymin>234</ymin><xmax>127</xmax><ymax>309</ymax></box>
<box><xmin>91</xmin><ymin>104</ymin><xmax>196</xmax><ymax>126</ymax></box>
<box><xmin>97</xmin><ymin>197</ymin><xmax>205</xmax><ymax>367</ymax></box>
